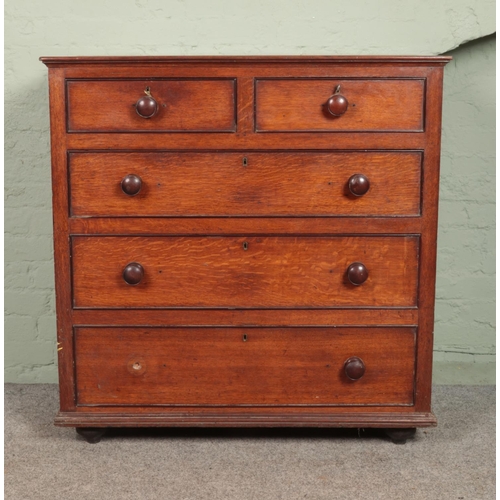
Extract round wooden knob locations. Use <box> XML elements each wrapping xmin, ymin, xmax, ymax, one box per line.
<box><xmin>326</xmin><ymin>94</ymin><xmax>348</xmax><ymax>117</ymax></box>
<box><xmin>347</xmin><ymin>262</ymin><xmax>369</xmax><ymax>286</ymax></box>
<box><xmin>123</xmin><ymin>262</ymin><xmax>144</xmax><ymax>285</ymax></box>
<box><xmin>348</xmin><ymin>174</ymin><xmax>370</xmax><ymax>196</ymax></box>
<box><xmin>136</xmin><ymin>95</ymin><xmax>158</xmax><ymax>118</ymax></box>
<box><xmin>121</xmin><ymin>174</ymin><xmax>142</xmax><ymax>196</ymax></box>
<box><xmin>344</xmin><ymin>357</ymin><xmax>366</xmax><ymax>381</ymax></box>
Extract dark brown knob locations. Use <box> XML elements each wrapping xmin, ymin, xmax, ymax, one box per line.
<box><xmin>136</xmin><ymin>94</ymin><xmax>158</xmax><ymax>118</ymax></box>
<box><xmin>348</xmin><ymin>174</ymin><xmax>370</xmax><ymax>196</ymax></box>
<box><xmin>344</xmin><ymin>357</ymin><xmax>366</xmax><ymax>381</ymax></box>
<box><xmin>326</xmin><ymin>85</ymin><xmax>348</xmax><ymax>117</ymax></box>
<box><xmin>123</xmin><ymin>262</ymin><xmax>144</xmax><ymax>285</ymax></box>
<box><xmin>326</xmin><ymin>94</ymin><xmax>348</xmax><ymax>116</ymax></box>
<box><xmin>121</xmin><ymin>174</ymin><xmax>142</xmax><ymax>196</ymax></box>
<box><xmin>347</xmin><ymin>262</ymin><xmax>368</xmax><ymax>286</ymax></box>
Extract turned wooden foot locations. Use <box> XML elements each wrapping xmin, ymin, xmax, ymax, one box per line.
<box><xmin>383</xmin><ymin>428</ymin><xmax>416</xmax><ymax>444</ymax></box>
<box><xmin>76</xmin><ymin>427</ymin><xmax>107</xmax><ymax>443</ymax></box>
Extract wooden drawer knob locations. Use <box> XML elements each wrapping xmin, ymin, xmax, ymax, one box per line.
<box><xmin>344</xmin><ymin>356</ymin><xmax>366</xmax><ymax>380</ymax></box>
<box><xmin>123</xmin><ymin>262</ymin><xmax>144</xmax><ymax>285</ymax></box>
<box><xmin>135</xmin><ymin>87</ymin><xmax>158</xmax><ymax>118</ymax></box>
<box><xmin>348</xmin><ymin>174</ymin><xmax>370</xmax><ymax>196</ymax></box>
<box><xmin>121</xmin><ymin>174</ymin><xmax>142</xmax><ymax>196</ymax></box>
<box><xmin>347</xmin><ymin>262</ymin><xmax>368</xmax><ymax>285</ymax></box>
<box><xmin>326</xmin><ymin>85</ymin><xmax>348</xmax><ymax>117</ymax></box>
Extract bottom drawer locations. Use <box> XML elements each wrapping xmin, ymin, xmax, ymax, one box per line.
<box><xmin>75</xmin><ymin>327</ymin><xmax>415</xmax><ymax>406</ymax></box>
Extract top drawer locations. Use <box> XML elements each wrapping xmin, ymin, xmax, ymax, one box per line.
<box><xmin>255</xmin><ymin>78</ymin><xmax>425</xmax><ymax>132</ymax></box>
<box><xmin>66</xmin><ymin>79</ymin><xmax>236</xmax><ymax>132</ymax></box>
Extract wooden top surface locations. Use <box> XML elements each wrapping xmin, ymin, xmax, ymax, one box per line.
<box><xmin>40</xmin><ymin>55</ymin><xmax>452</xmax><ymax>66</ymax></box>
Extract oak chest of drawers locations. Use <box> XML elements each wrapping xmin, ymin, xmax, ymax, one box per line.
<box><xmin>41</xmin><ymin>56</ymin><xmax>450</xmax><ymax>443</ymax></box>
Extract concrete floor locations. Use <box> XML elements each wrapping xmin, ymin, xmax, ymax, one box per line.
<box><xmin>4</xmin><ymin>384</ymin><xmax>495</xmax><ymax>499</ymax></box>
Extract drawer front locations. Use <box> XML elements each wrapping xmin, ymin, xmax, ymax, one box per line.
<box><xmin>72</xmin><ymin>236</ymin><xmax>419</xmax><ymax>308</ymax></box>
<box><xmin>75</xmin><ymin>327</ymin><xmax>416</xmax><ymax>406</ymax></box>
<box><xmin>256</xmin><ymin>79</ymin><xmax>424</xmax><ymax>132</ymax></box>
<box><xmin>67</xmin><ymin>79</ymin><xmax>236</xmax><ymax>132</ymax></box>
<box><xmin>70</xmin><ymin>152</ymin><xmax>421</xmax><ymax>217</ymax></box>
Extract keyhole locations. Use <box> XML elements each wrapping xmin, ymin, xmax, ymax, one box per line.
<box><xmin>132</xmin><ymin>362</ymin><xmax>142</xmax><ymax>371</ymax></box>
<box><xmin>243</xmin><ymin>241</ymin><xmax>248</xmax><ymax>251</ymax></box>
<box><xmin>242</xmin><ymin>157</ymin><xmax>248</xmax><ymax>167</ymax></box>
<box><xmin>243</xmin><ymin>334</ymin><xmax>247</xmax><ymax>342</ymax></box>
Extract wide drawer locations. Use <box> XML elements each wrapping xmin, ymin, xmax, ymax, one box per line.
<box><xmin>66</xmin><ymin>79</ymin><xmax>236</xmax><ymax>132</ymax></box>
<box><xmin>255</xmin><ymin>78</ymin><xmax>425</xmax><ymax>132</ymax></box>
<box><xmin>72</xmin><ymin>236</ymin><xmax>419</xmax><ymax>308</ymax></box>
<box><xmin>75</xmin><ymin>327</ymin><xmax>416</xmax><ymax>406</ymax></box>
<box><xmin>69</xmin><ymin>151</ymin><xmax>422</xmax><ymax>217</ymax></box>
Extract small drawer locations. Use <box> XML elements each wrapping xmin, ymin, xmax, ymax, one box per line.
<box><xmin>71</xmin><ymin>236</ymin><xmax>419</xmax><ymax>308</ymax></box>
<box><xmin>75</xmin><ymin>327</ymin><xmax>416</xmax><ymax>406</ymax></box>
<box><xmin>66</xmin><ymin>79</ymin><xmax>236</xmax><ymax>132</ymax></box>
<box><xmin>255</xmin><ymin>78</ymin><xmax>425</xmax><ymax>132</ymax></box>
<box><xmin>69</xmin><ymin>151</ymin><xmax>422</xmax><ymax>217</ymax></box>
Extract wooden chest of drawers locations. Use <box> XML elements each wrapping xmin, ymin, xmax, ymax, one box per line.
<box><xmin>41</xmin><ymin>56</ymin><xmax>450</xmax><ymax>443</ymax></box>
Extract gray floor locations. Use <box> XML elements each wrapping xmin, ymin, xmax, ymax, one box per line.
<box><xmin>4</xmin><ymin>384</ymin><xmax>495</xmax><ymax>500</ymax></box>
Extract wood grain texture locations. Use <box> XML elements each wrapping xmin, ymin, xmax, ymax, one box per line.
<box><xmin>47</xmin><ymin>68</ymin><xmax>76</xmax><ymax>411</ymax></box>
<box><xmin>71</xmin><ymin>236</ymin><xmax>419</xmax><ymax>308</ymax></box>
<box><xmin>41</xmin><ymin>56</ymin><xmax>449</xmax><ymax>432</ymax></box>
<box><xmin>256</xmin><ymin>79</ymin><xmax>424</xmax><ymax>132</ymax></box>
<box><xmin>414</xmin><ymin>67</ymin><xmax>445</xmax><ymax>412</ymax></box>
<box><xmin>65</xmin><ymin>131</ymin><xmax>427</xmax><ymax>150</ymax></box>
<box><xmin>68</xmin><ymin>216</ymin><xmax>423</xmax><ymax>235</ymax></box>
<box><xmin>75</xmin><ymin>327</ymin><xmax>415</xmax><ymax>406</ymax></box>
<box><xmin>72</xmin><ymin>308</ymin><xmax>418</xmax><ymax>327</ymax></box>
<box><xmin>59</xmin><ymin>403</ymin><xmax>424</xmax><ymax>415</ymax></box>
<box><xmin>56</xmin><ymin>411</ymin><xmax>436</xmax><ymax>428</ymax></box>
<box><xmin>67</xmin><ymin>79</ymin><xmax>236</xmax><ymax>132</ymax></box>
<box><xmin>236</xmin><ymin>77</ymin><xmax>254</xmax><ymax>133</ymax></box>
<box><xmin>41</xmin><ymin>55</ymin><xmax>452</xmax><ymax>66</ymax></box>
<box><xmin>69</xmin><ymin>151</ymin><xmax>422</xmax><ymax>217</ymax></box>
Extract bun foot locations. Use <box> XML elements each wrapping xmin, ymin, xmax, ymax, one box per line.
<box><xmin>383</xmin><ymin>428</ymin><xmax>416</xmax><ymax>444</ymax></box>
<box><xmin>76</xmin><ymin>427</ymin><xmax>107</xmax><ymax>444</ymax></box>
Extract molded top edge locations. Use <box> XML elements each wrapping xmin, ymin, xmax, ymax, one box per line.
<box><xmin>40</xmin><ymin>55</ymin><xmax>452</xmax><ymax>66</ymax></box>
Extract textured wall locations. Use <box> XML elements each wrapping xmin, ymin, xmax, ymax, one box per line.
<box><xmin>4</xmin><ymin>0</ymin><xmax>495</xmax><ymax>383</ymax></box>
<box><xmin>434</xmin><ymin>35</ymin><xmax>496</xmax><ymax>383</ymax></box>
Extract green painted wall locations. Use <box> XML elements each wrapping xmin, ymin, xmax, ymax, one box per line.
<box><xmin>5</xmin><ymin>0</ymin><xmax>495</xmax><ymax>383</ymax></box>
<box><xmin>434</xmin><ymin>35</ymin><xmax>496</xmax><ymax>384</ymax></box>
